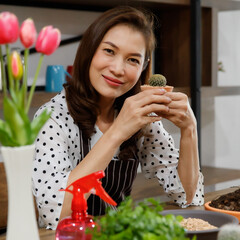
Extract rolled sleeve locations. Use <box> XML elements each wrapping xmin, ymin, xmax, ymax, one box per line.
<box><xmin>137</xmin><ymin>121</ymin><xmax>204</xmax><ymax>207</ymax></box>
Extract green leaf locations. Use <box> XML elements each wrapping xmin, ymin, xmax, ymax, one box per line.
<box><xmin>109</xmin><ymin>228</ymin><xmax>133</xmax><ymax>240</ymax></box>
<box><xmin>3</xmin><ymin>96</ymin><xmax>31</xmax><ymax>146</ymax></box>
<box><xmin>142</xmin><ymin>232</ymin><xmax>161</xmax><ymax>240</ymax></box>
<box><xmin>30</xmin><ymin>109</ymin><xmax>51</xmax><ymax>143</ymax></box>
<box><xmin>0</xmin><ymin>120</ymin><xmax>18</xmax><ymax>146</ymax></box>
<box><xmin>90</xmin><ymin>197</ymin><xmax>189</xmax><ymax>240</ymax></box>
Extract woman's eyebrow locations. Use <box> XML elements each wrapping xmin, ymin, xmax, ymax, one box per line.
<box><xmin>103</xmin><ymin>41</ymin><xmax>118</xmax><ymax>49</ymax></box>
<box><xmin>103</xmin><ymin>41</ymin><xmax>143</xmax><ymax>58</ymax></box>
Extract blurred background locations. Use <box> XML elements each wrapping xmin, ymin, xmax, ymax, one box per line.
<box><xmin>1</xmin><ymin>0</ymin><xmax>240</xmax><ymax>170</ymax></box>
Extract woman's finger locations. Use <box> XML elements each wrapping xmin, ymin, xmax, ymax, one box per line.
<box><xmin>132</xmin><ymin>88</ymin><xmax>168</xmax><ymax>104</ymax></box>
<box><xmin>167</xmin><ymin>100</ymin><xmax>188</xmax><ymax>111</ymax></box>
<box><xmin>165</xmin><ymin>91</ymin><xmax>188</xmax><ymax>101</ymax></box>
<box><xmin>141</xmin><ymin>103</ymin><xmax>170</xmax><ymax>116</ymax></box>
<box><xmin>124</xmin><ymin>92</ymin><xmax>171</xmax><ymax>113</ymax></box>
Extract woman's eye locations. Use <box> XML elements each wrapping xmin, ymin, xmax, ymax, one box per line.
<box><xmin>129</xmin><ymin>58</ymin><xmax>140</xmax><ymax>65</ymax></box>
<box><xmin>104</xmin><ymin>48</ymin><xmax>114</xmax><ymax>55</ymax></box>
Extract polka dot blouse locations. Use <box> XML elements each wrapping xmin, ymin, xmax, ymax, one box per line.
<box><xmin>32</xmin><ymin>90</ymin><xmax>204</xmax><ymax>230</ymax></box>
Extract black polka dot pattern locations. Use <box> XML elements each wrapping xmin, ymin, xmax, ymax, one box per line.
<box><xmin>32</xmin><ymin>90</ymin><xmax>204</xmax><ymax>230</ymax></box>
<box><xmin>32</xmin><ymin>91</ymin><xmax>80</xmax><ymax>230</ymax></box>
<box><xmin>137</xmin><ymin>121</ymin><xmax>204</xmax><ymax>207</ymax></box>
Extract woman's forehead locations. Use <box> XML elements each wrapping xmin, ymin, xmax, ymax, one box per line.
<box><xmin>101</xmin><ymin>24</ymin><xmax>146</xmax><ymax>55</ymax></box>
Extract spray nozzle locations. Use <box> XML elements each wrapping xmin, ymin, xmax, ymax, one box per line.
<box><xmin>60</xmin><ymin>170</ymin><xmax>117</xmax><ymax>219</ymax></box>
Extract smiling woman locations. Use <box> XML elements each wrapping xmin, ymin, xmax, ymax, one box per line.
<box><xmin>32</xmin><ymin>6</ymin><xmax>204</xmax><ymax>231</ymax></box>
<box><xmin>89</xmin><ymin>24</ymin><xmax>146</xmax><ymax>100</ymax></box>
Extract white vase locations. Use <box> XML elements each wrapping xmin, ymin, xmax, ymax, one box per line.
<box><xmin>1</xmin><ymin>144</ymin><xmax>39</xmax><ymax>240</ymax></box>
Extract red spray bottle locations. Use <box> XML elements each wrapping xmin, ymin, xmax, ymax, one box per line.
<box><xmin>55</xmin><ymin>171</ymin><xmax>117</xmax><ymax>240</ymax></box>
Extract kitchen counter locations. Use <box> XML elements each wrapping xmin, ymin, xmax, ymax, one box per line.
<box><xmin>0</xmin><ymin>186</ymin><xmax>239</xmax><ymax>240</ymax></box>
<box><xmin>1</xmin><ymin>167</ymin><xmax>240</xmax><ymax>239</ymax></box>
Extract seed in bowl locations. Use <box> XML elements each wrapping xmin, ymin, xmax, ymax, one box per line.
<box><xmin>180</xmin><ymin>218</ymin><xmax>218</xmax><ymax>231</ymax></box>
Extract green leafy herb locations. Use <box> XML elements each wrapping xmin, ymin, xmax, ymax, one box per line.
<box><xmin>89</xmin><ymin>197</ymin><xmax>194</xmax><ymax>240</ymax></box>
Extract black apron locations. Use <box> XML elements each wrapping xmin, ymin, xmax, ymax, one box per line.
<box><xmin>79</xmin><ymin>131</ymin><xmax>139</xmax><ymax>216</ymax></box>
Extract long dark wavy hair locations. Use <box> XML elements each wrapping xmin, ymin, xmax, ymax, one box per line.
<box><xmin>64</xmin><ymin>6</ymin><xmax>156</xmax><ymax>159</ymax></box>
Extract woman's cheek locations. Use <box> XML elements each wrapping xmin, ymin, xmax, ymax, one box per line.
<box><xmin>127</xmin><ymin>67</ymin><xmax>142</xmax><ymax>84</ymax></box>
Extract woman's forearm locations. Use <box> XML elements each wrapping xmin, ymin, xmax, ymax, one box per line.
<box><xmin>177</xmin><ymin>124</ymin><xmax>200</xmax><ymax>204</ymax></box>
<box><xmin>59</xmin><ymin>125</ymin><xmax>124</xmax><ymax>220</ymax></box>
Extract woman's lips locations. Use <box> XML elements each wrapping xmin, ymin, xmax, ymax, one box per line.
<box><xmin>103</xmin><ymin>75</ymin><xmax>123</xmax><ymax>86</ymax></box>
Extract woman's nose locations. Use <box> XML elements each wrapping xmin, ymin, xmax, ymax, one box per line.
<box><xmin>109</xmin><ymin>57</ymin><xmax>125</xmax><ymax>76</ymax></box>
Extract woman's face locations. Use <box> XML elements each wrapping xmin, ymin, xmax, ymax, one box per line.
<box><xmin>89</xmin><ymin>24</ymin><xmax>146</xmax><ymax>102</ymax></box>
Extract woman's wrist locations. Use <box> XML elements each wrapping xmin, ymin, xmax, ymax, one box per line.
<box><xmin>104</xmin><ymin>124</ymin><xmax>126</xmax><ymax>148</ymax></box>
<box><xmin>181</xmin><ymin>123</ymin><xmax>197</xmax><ymax>136</ymax></box>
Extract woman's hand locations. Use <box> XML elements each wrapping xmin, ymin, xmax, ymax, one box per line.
<box><xmin>160</xmin><ymin>92</ymin><xmax>197</xmax><ymax>130</ymax></box>
<box><xmin>110</xmin><ymin>88</ymin><xmax>171</xmax><ymax>143</ymax></box>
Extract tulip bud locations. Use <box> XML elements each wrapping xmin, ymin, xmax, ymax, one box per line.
<box><xmin>0</xmin><ymin>12</ymin><xmax>19</xmax><ymax>44</ymax></box>
<box><xmin>10</xmin><ymin>51</ymin><xmax>23</xmax><ymax>81</ymax></box>
<box><xmin>36</xmin><ymin>26</ymin><xmax>61</xmax><ymax>55</ymax></box>
<box><xmin>20</xmin><ymin>18</ymin><xmax>37</xmax><ymax>48</ymax></box>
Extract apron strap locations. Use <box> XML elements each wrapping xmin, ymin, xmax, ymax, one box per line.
<box><xmin>79</xmin><ymin>129</ymin><xmax>89</xmax><ymax>158</ymax></box>
<box><xmin>78</xmin><ymin>127</ymin><xmax>138</xmax><ymax>216</ymax></box>
<box><xmin>82</xmin><ymin>134</ymin><xmax>89</xmax><ymax>157</ymax></box>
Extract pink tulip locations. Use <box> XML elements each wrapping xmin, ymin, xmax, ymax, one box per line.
<box><xmin>10</xmin><ymin>51</ymin><xmax>23</xmax><ymax>81</ymax></box>
<box><xmin>20</xmin><ymin>18</ymin><xmax>37</xmax><ymax>48</ymax></box>
<box><xmin>0</xmin><ymin>12</ymin><xmax>19</xmax><ymax>44</ymax></box>
<box><xmin>35</xmin><ymin>26</ymin><xmax>61</xmax><ymax>55</ymax></box>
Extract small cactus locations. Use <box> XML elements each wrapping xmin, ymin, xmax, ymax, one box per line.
<box><xmin>149</xmin><ymin>74</ymin><xmax>167</xmax><ymax>87</ymax></box>
<box><xmin>218</xmin><ymin>224</ymin><xmax>240</xmax><ymax>240</ymax></box>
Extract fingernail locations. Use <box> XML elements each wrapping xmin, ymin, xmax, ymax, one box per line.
<box><xmin>158</xmin><ymin>88</ymin><xmax>166</xmax><ymax>93</ymax></box>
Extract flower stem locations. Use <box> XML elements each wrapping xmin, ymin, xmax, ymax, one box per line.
<box><xmin>22</xmin><ymin>48</ymin><xmax>29</xmax><ymax>109</ymax></box>
<box><xmin>26</xmin><ymin>53</ymin><xmax>44</xmax><ymax>113</ymax></box>
<box><xmin>6</xmin><ymin>44</ymin><xmax>14</xmax><ymax>93</ymax></box>
<box><xmin>0</xmin><ymin>46</ymin><xmax>7</xmax><ymax>97</ymax></box>
<box><xmin>15</xmin><ymin>78</ymin><xmax>20</xmax><ymax>92</ymax></box>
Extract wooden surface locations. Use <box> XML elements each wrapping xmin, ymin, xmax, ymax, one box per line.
<box><xmin>2</xmin><ymin>86</ymin><xmax>240</xmax><ymax>111</ymax></box>
<box><xmin>154</xmin><ymin>6</ymin><xmax>212</xmax><ymax>88</ymax></box>
<box><xmin>0</xmin><ymin>88</ymin><xmax>189</xmax><ymax>110</ymax></box>
<box><xmin>0</xmin><ymin>92</ymin><xmax>56</xmax><ymax>110</ymax></box>
<box><xmin>28</xmin><ymin>92</ymin><xmax>56</xmax><ymax>108</ymax></box>
<box><xmin>0</xmin><ymin>164</ymin><xmax>7</xmax><ymax>229</ymax></box>
<box><xmin>4</xmin><ymin>0</ymin><xmax>240</xmax><ymax>11</ymax></box>
<box><xmin>131</xmin><ymin>166</ymin><xmax>240</xmax><ymax>201</ymax></box>
<box><xmin>1</xmin><ymin>0</ymin><xmax>191</xmax><ymax>10</ymax></box>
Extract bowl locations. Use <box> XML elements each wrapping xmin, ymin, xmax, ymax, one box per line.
<box><xmin>205</xmin><ymin>201</ymin><xmax>240</xmax><ymax>223</ymax></box>
<box><xmin>161</xmin><ymin>209</ymin><xmax>239</xmax><ymax>240</ymax></box>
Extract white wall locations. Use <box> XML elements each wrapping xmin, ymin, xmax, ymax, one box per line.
<box><xmin>201</xmin><ymin>10</ymin><xmax>240</xmax><ymax>169</ymax></box>
<box><xmin>201</xmin><ymin>95</ymin><xmax>240</xmax><ymax>169</ymax></box>
<box><xmin>218</xmin><ymin>11</ymin><xmax>240</xmax><ymax>87</ymax></box>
